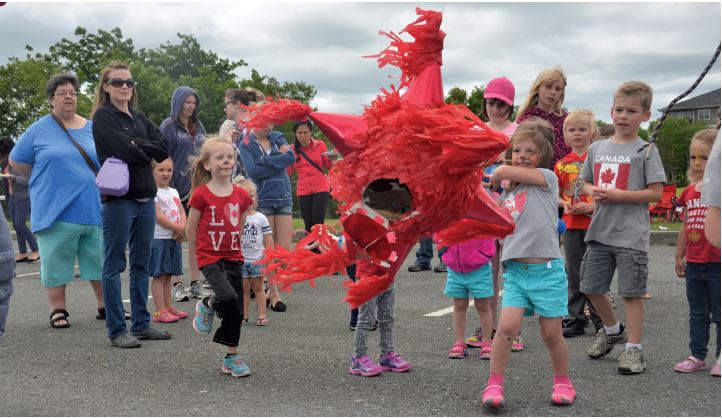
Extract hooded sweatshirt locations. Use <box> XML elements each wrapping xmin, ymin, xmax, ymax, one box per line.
<box><xmin>160</xmin><ymin>86</ymin><xmax>206</xmax><ymax>199</ymax></box>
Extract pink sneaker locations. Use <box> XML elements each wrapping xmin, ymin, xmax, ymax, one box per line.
<box><xmin>711</xmin><ymin>359</ymin><xmax>720</xmax><ymax>377</ymax></box>
<box><xmin>153</xmin><ymin>310</ymin><xmax>179</xmax><ymax>323</ymax></box>
<box><xmin>479</xmin><ymin>341</ymin><xmax>492</xmax><ymax>360</ymax></box>
<box><xmin>674</xmin><ymin>356</ymin><xmax>707</xmax><ymax>373</ymax></box>
<box><xmin>511</xmin><ymin>333</ymin><xmax>525</xmax><ymax>352</ymax></box>
<box><xmin>167</xmin><ymin>306</ymin><xmax>188</xmax><ymax>319</ymax></box>
<box><xmin>551</xmin><ymin>383</ymin><xmax>576</xmax><ymax>405</ymax></box>
<box><xmin>349</xmin><ymin>355</ymin><xmax>383</xmax><ymax>377</ymax></box>
<box><xmin>481</xmin><ymin>384</ymin><xmax>505</xmax><ymax>409</ymax></box>
<box><xmin>379</xmin><ymin>352</ymin><xmax>412</xmax><ymax>372</ymax></box>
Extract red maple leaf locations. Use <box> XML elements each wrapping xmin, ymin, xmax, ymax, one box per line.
<box><xmin>600</xmin><ymin>167</ymin><xmax>616</xmax><ymax>187</ymax></box>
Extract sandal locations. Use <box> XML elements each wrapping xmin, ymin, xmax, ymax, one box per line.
<box><xmin>270</xmin><ymin>300</ymin><xmax>287</xmax><ymax>312</ymax></box>
<box><xmin>96</xmin><ymin>307</ymin><xmax>131</xmax><ymax>320</ymax></box>
<box><xmin>242</xmin><ymin>317</ymin><xmax>249</xmax><ymax>324</ymax></box>
<box><xmin>447</xmin><ymin>342</ymin><xmax>468</xmax><ymax>359</ymax></box>
<box><xmin>256</xmin><ymin>317</ymin><xmax>269</xmax><ymax>326</ymax></box>
<box><xmin>50</xmin><ymin>309</ymin><xmax>70</xmax><ymax>328</ymax></box>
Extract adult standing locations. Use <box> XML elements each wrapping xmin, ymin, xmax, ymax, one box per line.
<box><xmin>159</xmin><ymin>86</ymin><xmax>209</xmax><ymax>302</ymax></box>
<box><xmin>288</xmin><ymin>120</ymin><xmax>333</xmax><ymax>234</ymax></box>
<box><xmin>239</xmin><ymin>120</ymin><xmax>294</xmax><ymax>312</ymax></box>
<box><xmin>0</xmin><ymin>137</ymin><xmax>39</xmax><ymax>262</ymax></box>
<box><xmin>9</xmin><ymin>73</ymin><xmax>104</xmax><ymax>328</ymax></box>
<box><xmin>92</xmin><ymin>61</ymin><xmax>171</xmax><ymax>348</ymax></box>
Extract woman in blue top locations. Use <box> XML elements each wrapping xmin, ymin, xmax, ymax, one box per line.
<box><xmin>9</xmin><ymin>73</ymin><xmax>105</xmax><ymax>329</ymax></box>
<box><xmin>239</xmin><ymin>121</ymin><xmax>295</xmax><ymax>312</ymax></box>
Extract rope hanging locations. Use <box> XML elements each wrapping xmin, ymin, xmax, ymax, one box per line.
<box><xmin>639</xmin><ymin>43</ymin><xmax>721</xmax><ymax>158</ymax></box>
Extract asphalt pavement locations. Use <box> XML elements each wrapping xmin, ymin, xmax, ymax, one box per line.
<box><xmin>0</xmin><ymin>243</ymin><xmax>719</xmax><ymax>416</ymax></box>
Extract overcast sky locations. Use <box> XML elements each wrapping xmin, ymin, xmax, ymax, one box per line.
<box><xmin>1</xmin><ymin>1</ymin><xmax>720</xmax><ymax>125</ymax></box>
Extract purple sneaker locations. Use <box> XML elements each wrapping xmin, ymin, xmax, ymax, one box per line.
<box><xmin>379</xmin><ymin>352</ymin><xmax>412</xmax><ymax>372</ymax></box>
<box><xmin>349</xmin><ymin>355</ymin><xmax>383</xmax><ymax>377</ymax></box>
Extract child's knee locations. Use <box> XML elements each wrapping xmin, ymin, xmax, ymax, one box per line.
<box><xmin>540</xmin><ymin>323</ymin><xmax>563</xmax><ymax>345</ymax></box>
<box><xmin>474</xmin><ymin>298</ymin><xmax>491</xmax><ymax>311</ymax></box>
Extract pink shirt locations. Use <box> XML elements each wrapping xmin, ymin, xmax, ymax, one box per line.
<box><xmin>288</xmin><ymin>139</ymin><xmax>332</xmax><ymax>196</ymax></box>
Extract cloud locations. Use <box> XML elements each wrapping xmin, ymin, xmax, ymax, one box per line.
<box><xmin>0</xmin><ymin>1</ymin><xmax>719</xmax><ymax>122</ymax></box>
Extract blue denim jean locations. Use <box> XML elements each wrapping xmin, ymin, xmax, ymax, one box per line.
<box><xmin>101</xmin><ymin>199</ymin><xmax>155</xmax><ymax>339</ymax></box>
<box><xmin>685</xmin><ymin>262</ymin><xmax>721</xmax><ymax>360</ymax></box>
<box><xmin>9</xmin><ymin>197</ymin><xmax>38</xmax><ymax>254</ymax></box>
<box><xmin>414</xmin><ymin>237</ymin><xmax>447</xmax><ymax>267</ymax></box>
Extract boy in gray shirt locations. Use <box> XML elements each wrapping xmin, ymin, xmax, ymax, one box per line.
<box><xmin>579</xmin><ymin>81</ymin><xmax>666</xmax><ymax>374</ymax></box>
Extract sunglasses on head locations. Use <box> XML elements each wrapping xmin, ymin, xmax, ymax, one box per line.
<box><xmin>105</xmin><ymin>78</ymin><xmax>135</xmax><ymax>88</ymax></box>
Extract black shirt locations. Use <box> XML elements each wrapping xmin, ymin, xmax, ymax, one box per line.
<box><xmin>92</xmin><ymin>102</ymin><xmax>169</xmax><ymax>201</ymax></box>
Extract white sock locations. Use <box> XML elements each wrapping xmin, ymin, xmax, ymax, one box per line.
<box><xmin>604</xmin><ymin>322</ymin><xmax>621</xmax><ymax>335</ymax></box>
<box><xmin>625</xmin><ymin>343</ymin><xmax>642</xmax><ymax>350</ymax></box>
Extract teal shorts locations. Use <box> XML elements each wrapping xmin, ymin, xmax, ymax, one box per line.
<box><xmin>444</xmin><ymin>263</ymin><xmax>494</xmax><ymax>299</ymax></box>
<box><xmin>36</xmin><ymin>221</ymin><xmax>103</xmax><ymax>288</ymax></box>
<box><xmin>501</xmin><ymin>258</ymin><xmax>568</xmax><ymax>318</ymax></box>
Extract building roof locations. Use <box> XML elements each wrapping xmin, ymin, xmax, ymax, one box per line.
<box><xmin>659</xmin><ymin>88</ymin><xmax>721</xmax><ymax>112</ymax></box>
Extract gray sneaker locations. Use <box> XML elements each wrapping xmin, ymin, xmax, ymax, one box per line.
<box><xmin>618</xmin><ymin>347</ymin><xmax>646</xmax><ymax>374</ymax></box>
<box><xmin>172</xmin><ymin>283</ymin><xmax>189</xmax><ymax>302</ymax></box>
<box><xmin>188</xmin><ymin>281</ymin><xmax>212</xmax><ymax>299</ymax></box>
<box><xmin>131</xmin><ymin>326</ymin><xmax>171</xmax><ymax>340</ymax></box>
<box><xmin>586</xmin><ymin>326</ymin><xmax>627</xmax><ymax>358</ymax></box>
<box><xmin>110</xmin><ymin>332</ymin><xmax>142</xmax><ymax>348</ymax></box>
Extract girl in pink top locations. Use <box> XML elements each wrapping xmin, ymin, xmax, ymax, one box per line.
<box><xmin>288</xmin><ymin>120</ymin><xmax>333</xmax><ymax>234</ymax></box>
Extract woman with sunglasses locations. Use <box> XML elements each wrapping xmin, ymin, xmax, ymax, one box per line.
<box><xmin>91</xmin><ymin>61</ymin><xmax>171</xmax><ymax>349</ymax></box>
<box><xmin>9</xmin><ymin>73</ymin><xmax>106</xmax><ymax>330</ymax></box>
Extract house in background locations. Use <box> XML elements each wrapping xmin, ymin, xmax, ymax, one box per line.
<box><xmin>659</xmin><ymin>88</ymin><xmax>720</xmax><ymax>126</ymax></box>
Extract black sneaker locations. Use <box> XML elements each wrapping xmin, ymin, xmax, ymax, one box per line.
<box><xmin>563</xmin><ymin>320</ymin><xmax>586</xmax><ymax>338</ymax></box>
<box><xmin>131</xmin><ymin>326</ymin><xmax>172</xmax><ymax>340</ymax></box>
<box><xmin>408</xmin><ymin>263</ymin><xmax>431</xmax><ymax>272</ymax></box>
<box><xmin>433</xmin><ymin>263</ymin><xmax>448</xmax><ymax>273</ymax></box>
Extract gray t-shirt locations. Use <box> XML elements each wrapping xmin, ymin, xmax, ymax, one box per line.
<box><xmin>581</xmin><ymin>138</ymin><xmax>666</xmax><ymax>252</ymax></box>
<box><xmin>701</xmin><ymin>132</ymin><xmax>720</xmax><ymax>209</ymax></box>
<box><xmin>500</xmin><ymin>168</ymin><xmax>563</xmax><ymax>262</ymax></box>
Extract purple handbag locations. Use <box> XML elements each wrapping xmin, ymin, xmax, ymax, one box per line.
<box><xmin>95</xmin><ymin>157</ymin><xmax>129</xmax><ymax>196</ymax></box>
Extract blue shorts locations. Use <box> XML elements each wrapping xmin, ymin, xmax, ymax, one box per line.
<box><xmin>501</xmin><ymin>258</ymin><xmax>568</xmax><ymax>318</ymax></box>
<box><xmin>36</xmin><ymin>221</ymin><xmax>103</xmax><ymax>288</ymax></box>
<box><xmin>257</xmin><ymin>205</ymin><xmax>292</xmax><ymax>216</ymax></box>
<box><xmin>444</xmin><ymin>263</ymin><xmax>494</xmax><ymax>299</ymax></box>
<box><xmin>148</xmin><ymin>239</ymin><xmax>183</xmax><ymax>277</ymax></box>
<box><xmin>242</xmin><ymin>261</ymin><xmax>263</xmax><ymax>278</ymax></box>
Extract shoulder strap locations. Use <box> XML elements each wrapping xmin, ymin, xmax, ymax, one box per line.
<box><xmin>51</xmin><ymin>114</ymin><xmax>99</xmax><ymax>175</ymax></box>
<box><xmin>297</xmin><ymin>147</ymin><xmax>325</xmax><ymax>175</ymax></box>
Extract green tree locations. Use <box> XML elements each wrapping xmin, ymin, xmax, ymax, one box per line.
<box><xmin>648</xmin><ymin>117</ymin><xmax>709</xmax><ymax>185</ymax></box>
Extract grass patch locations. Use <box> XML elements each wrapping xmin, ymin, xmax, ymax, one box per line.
<box><xmin>292</xmin><ymin>218</ymin><xmax>341</xmax><ymax>231</ymax></box>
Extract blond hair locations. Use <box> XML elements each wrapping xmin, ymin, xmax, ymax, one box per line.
<box><xmin>563</xmin><ymin>109</ymin><xmax>599</xmax><ymax>146</ymax></box>
<box><xmin>505</xmin><ymin>118</ymin><xmax>555</xmax><ymax>190</ymax></box>
<box><xmin>232</xmin><ymin>175</ymin><xmax>257</xmax><ymax>194</ymax></box>
<box><xmin>614</xmin><ymin>81</ymin><xmax>653</xmax><ymax>112</ymax></box>
<box><xmin>187</xmin><ymin>137</ymin><xmax>236</xmax><ymax>198</ymax></box>
<box><xmin>688</xmin><ymin>128</ymin><xmax>718</xmax><ymax>182</ymax></box>
<box><xmin>92</xmin><ymin>61</ymin><xmax>138</xmax><ymax>116</ymax></box>
<box><xmin>516</xmin><ymin>67</ymin><xmax>567</xmax><ymax>118</ymax></box>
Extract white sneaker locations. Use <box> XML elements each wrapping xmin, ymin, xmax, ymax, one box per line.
<box><xmin>188</xmin><ymin>281</ymin><xmax>212</xmax><ymax>299</ymax></box>
<box><xmin>171</xmin><ymin>283</ymin><xmax>189</xmax><ymax>302</ymax></box>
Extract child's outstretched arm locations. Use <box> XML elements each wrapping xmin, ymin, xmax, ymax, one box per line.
<box><xmin>186</xmin><ymin>208</ymin><xmax>201</xmax><ymax>277</ymax></box>
<box><xmin>490</xmin><ymin>165</ymin><xmax>547</xmax><ymax>187</ymax></box>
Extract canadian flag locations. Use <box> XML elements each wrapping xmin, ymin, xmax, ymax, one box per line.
<box><xmin>594</xmin><ymin>163</ymin><xmax>630</xmax><ymax>190</ymax></box>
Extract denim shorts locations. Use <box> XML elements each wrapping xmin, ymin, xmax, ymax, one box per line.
<box><xmin>242</xmin><ymin>261</ymin><xmax>263</xmax><ymax>278</ymax></box>
<box><xmin>580</xmin><ymin>241</ymin><xmax>648</xmax><ymax>297</ymax></box>
<box><xmin>502</xmin><ymin>258</ymin><xmax>568</xmax><ymax>318</ymax></box>
<box><xmin>148</xmin><ymin>239</ymin><xmax>183</xmax><ymax>277</ymax></box>
<box><xmin>444</xmin><ymin>263</ymin><xmax>493</xmax><ymax>299</ymax></box>
<box><xmin>257</xmin><ymin>205</ymin><xmax>292</xmax><ymax>216</ymax></box>
<box><xmin>36</xmin><ymin>221</ymin><xmax>103</xmax><ymax>287</ymax></box>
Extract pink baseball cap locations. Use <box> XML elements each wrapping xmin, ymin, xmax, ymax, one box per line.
<box><xmin>484</xmin><ymin>77</ymin><xmax>515</xmax><ymax>106</ymax></box>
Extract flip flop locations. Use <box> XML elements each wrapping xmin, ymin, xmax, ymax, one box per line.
<box><xmin>256</xmin><ymin>317</ymin><xmax>269</xmax><ymax>326</ymax></box>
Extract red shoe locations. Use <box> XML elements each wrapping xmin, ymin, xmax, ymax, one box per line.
<box><xmin>153</xmin><ymin>310</ymin><xmax>179</xmax><ymax>323</ymax></box>
<box><xmin>167</xmin><ymin>306</ymin><xmax>188</xmax><ymax>319</ymax></box>
<box><xmin>551</xmin><ymin>383</ymin><xmax>576</xmax><ymax>405</ymax></box>
<box><xmin>479</xmin><ymin>341</ymin><xmax>492</xmax><ymax>360</ymax></box>
<box><xmin>481</xmin><ymin>384</ymin><xmax>505</xmax><ymax>408</ymax></box>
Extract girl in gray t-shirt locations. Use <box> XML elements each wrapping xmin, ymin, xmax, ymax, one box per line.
<box><xmin>482</xmin><ymin>119</ymin><xmax>575</xmax><ymax>409</ymax></box>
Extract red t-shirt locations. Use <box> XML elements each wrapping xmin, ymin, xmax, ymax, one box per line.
<box><xmin>189</xmin><ymin>184</ymin><xmax>253</xmax><ymax>268</ymax></box>
<box><xmin>680</xmin><ymin>184</ymin><xmax>720</xmax><ymax>263</ymax></box>
<box><xmin>554</xmin><ymin>152</ymin><xmax>593</xmax><ymax>230</ymax></box>
<box><xmin>287</xmin><ymin>139</ymin><xmax>331</xmax><ymax>196</ymax></box>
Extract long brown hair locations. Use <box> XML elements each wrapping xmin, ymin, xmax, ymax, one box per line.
<box><xmin>92</xmin><ymin>61</ymin><xmax>138</xmax><ymax>116</ymax></box>
<box><xmin>187</xmin><ymin>137</ymin><xmax>236</xmax><ymax>199</ymax></box>
<box><xmin>505</xmin><ymin>118</ymin><xmax>555</xmax><ymax>191</ymax></box>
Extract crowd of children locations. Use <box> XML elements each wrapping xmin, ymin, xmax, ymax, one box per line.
<box><xmin>0</xmin><ymin>65</ymin><xmax>719</xmax><ymax>414</ymax></box>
